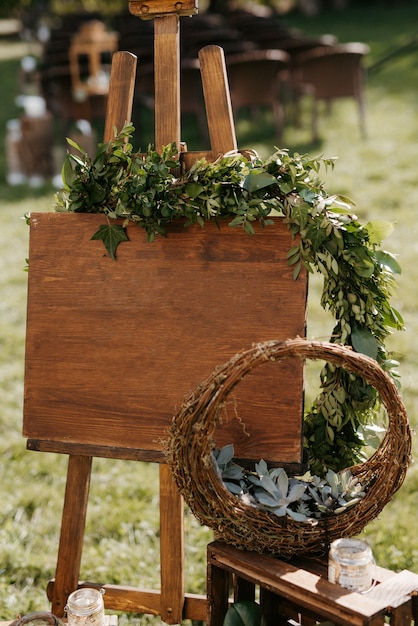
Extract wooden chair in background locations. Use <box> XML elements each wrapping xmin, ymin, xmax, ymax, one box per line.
<box><xmin>225</xmin><ymin>49</ymin><xmax>290</xmax><ymax>141</ymax></box>
<box><xmin>291</xmin><ymin>42</ymin><xmax>370</xmax><ymax>141</ymax></box>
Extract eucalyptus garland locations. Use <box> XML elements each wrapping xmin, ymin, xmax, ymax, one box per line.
<box><xmin>53</xmin><ymin>123</ymin><xmax>403</xmax><ymax>474</ymax></box>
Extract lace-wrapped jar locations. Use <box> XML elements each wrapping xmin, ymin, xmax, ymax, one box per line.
<box><xmin>65</xmin><ymin>588</ymin><xmax>105</xmax><ymax>626</ymax></box>
<box><xmin>328</xmin><ymin>538</ymin><xmax>374</xmax><ymax>593</ymax></box>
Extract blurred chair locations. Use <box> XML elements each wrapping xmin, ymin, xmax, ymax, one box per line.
<box><xmin>292</xmin><ymin>42</ymin><xmax>370</xmax><ymax>141</ymax></box>
<box><xmin>134</xmin><ymin>46</ymin><xmax>291</xmax><ymax>145</ymax></box>
<box><xmin>181</xmin><ymin>12</ymin><xmax>255</xmax><ymax>60</ymax></box>
<box><xmin>225</xmin><ymin>49</ymin><xmax>290</xmax><ymax>140</ymax></box>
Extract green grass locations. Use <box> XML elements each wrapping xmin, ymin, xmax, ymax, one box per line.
<box><xmin>1</xmin><ymin>3</ymin><xmax>418</xmax><ymax>621</ymax></box>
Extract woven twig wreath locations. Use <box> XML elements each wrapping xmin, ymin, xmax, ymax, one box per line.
<box><xmin>166</xmin><ymin>338</ymin><xmax>411</xmax><ymax>558</ymax></box>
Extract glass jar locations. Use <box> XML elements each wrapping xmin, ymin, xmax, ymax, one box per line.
<box><xmin>65</xmin><ymin>588</ymin><xmax>105</xmax><ymax>626</ymax></box>
<box><xmin>328</xmin><ymin>538</ymin><xmax>374</xmax><ymax>593</ymax></box>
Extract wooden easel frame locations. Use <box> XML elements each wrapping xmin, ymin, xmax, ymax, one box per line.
<box><xmin>24</xmin><ymin>5</ymin><xmax>307</xmax><ymax>623</ymax></box>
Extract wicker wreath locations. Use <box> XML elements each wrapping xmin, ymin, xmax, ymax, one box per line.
<box><xmin>166</xmin><ymin>338</ymin><xmax>411</xmax><ymax>558</ymax></box>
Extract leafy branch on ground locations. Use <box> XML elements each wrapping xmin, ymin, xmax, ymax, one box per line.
<box><xmin>52</xmin><ymin>123</ymin><xmax>404</xmax><ymax>473</ymax></box>
<box><xmin>214</xmin><ymin>445</ymin><xmax>366</xmax><ymax>523</ymax></box>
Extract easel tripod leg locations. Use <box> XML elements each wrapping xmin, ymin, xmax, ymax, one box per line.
<box><xmin>50</xmin><ymin>455</ymin><xmax>93</xmax><ymax>616</ymax></box>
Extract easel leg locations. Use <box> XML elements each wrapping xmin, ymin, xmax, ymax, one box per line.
<box><xmin>51</xmin><ymin>455</ymin><xmax>93</xmax><ymax>616</ymax></box>
<box><xmin>159</xmin><ymin>463</ymin><xmax>185</xmax><ymax>624</ymax></box>
<box><xmin>199</xmin><ymin>45</ymin><xmax>237</xmax><ymax>156</ymax></box>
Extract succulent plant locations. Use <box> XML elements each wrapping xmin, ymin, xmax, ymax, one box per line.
<box><xmin>213</xmin><ymin>445</ymin><xmax>366</xmax><ymax>523</ymax></box>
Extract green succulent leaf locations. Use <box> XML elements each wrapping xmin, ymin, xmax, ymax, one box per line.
<box><xmin>215</xmin><ymin>444</ymin><xmax>235</xmax><ymax>468</ymax></box>
<box><xmin>215</xmin><ymin>444</ymin><xmax>366</xmax><ymax>522</ymax></box>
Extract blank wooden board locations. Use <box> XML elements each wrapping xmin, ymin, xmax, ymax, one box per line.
<box><xmin>23</xmin><ymin>213</ymin><xmax>307</xmax><ymax>464</ymax></box>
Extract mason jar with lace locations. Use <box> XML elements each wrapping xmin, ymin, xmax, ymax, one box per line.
<box><xmin>328</xmin><ymin>538</ymin><xmax>375</xmax><ymax>593</ymax></box>
<box><xmin>65</xmin><ymin>588</ymin><xmax>105</xmax><ymax>626</ymax></box>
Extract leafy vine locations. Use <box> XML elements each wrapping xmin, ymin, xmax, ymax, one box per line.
<box><xmin>53</xmin><ymin>123</ymin><xmax>403</xmax><ymax>473</ymax></box>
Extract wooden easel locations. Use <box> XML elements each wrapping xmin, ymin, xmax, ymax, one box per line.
<box><xmin>23</xmin><ymin>1</ymin><xmax>307</xmax><ymax>622</ymax></box>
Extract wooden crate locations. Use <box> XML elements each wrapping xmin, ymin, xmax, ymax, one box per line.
<box><xmin>207</xmin><ymin>541</ymin><xmax>418</xmax><ymax>626</ymax></box>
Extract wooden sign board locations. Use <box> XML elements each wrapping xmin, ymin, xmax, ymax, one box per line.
<box><xmin>23</xmin><ymin>213</ymin><xmax>307</xmax><ymax>465</ymax></box>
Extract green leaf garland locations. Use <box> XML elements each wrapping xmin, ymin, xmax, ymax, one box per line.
<box><xmin>52</xmin><ymin>123</ymin><xmax>404</xmax><ymax>474</ymax></box>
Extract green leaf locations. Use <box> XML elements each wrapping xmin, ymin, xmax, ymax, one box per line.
<box><xmin>66</xmin><ymin>136</ymin><xmax>88</xmax><ymax>156</ymax></box>
<box><xmin>299</xmin><ymin>187</ymin><xmax>317</xmax><ymax>204</ymax></box>
<box><xmin>292</xmin><ymin>261</ymin><xmax>302</xmax><ymax>280</ymax></box>
<box><xmin>223</xmin><ymin>601</ymin><xmax>262</xmax><ymax>626</ymax></box>
<box><xmin>215</xmin><ymin>444</ymin><xmax>235</xmax><ymax>467</ymax></box>
<box><xmin>365</xmin><ymin>219</ymin><xmax>395</xmax><ymax>244</ymax></box>
<box><xmin>185</xmin><ymin>182</ymin><xmax>204</xmax><ymax>199</ymax></box>
<box><xmin>61</xmin><ymin>155</ymin><xmax>75</xmax><ymax>188</ymax></box>
<box><xmin>242</xmin><ymin>170</ymin><xmax>277</xmax><ymax>192</ymax></box>
<box><xmin>351</xmin><ymin>326</ymin><xmax>379</xmax><ymax>359</ymax></box>
<box><xmin>228</xmin><ymin>215</ymin><xmax>245</xmax><ymax>227</ymax></box>
<box><xmin>375</xmin><ymin>250</ymin><xmax>402</xmax><ymax>274</ymax></box>
<box><xmin>91</xmin><ymin>224</ymin><xmax>129</xmax><ymax>260</ymax></box>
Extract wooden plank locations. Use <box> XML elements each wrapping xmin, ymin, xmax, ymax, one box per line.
<box><xmin>207</xmin><ymin>542</ymin><xmax>387</xmax><ymax>626</ymax></box>
<box><xmin>199</xmin><ymin>45</ymin><xmax>237</xmax><ymax>156</ymax></box>
<box><xmin>260</xmin><ymin>587</ymin><xmax>283</xmax><ymax>626</ymax></box>
<box><xmin>47</xmin><ymin>581</ymin><xmax>207</xmax><ymax>621</ymax></box>
<box><xmin>180</xmin><ymin>149</ymin><xmax>215</xmax><ymax>169</ymax></box>
<box><xmin>129</xmin><ymin>0</ymin><xmax>197</xmax><ymax>18</ymax></box>
<box><xmin>103</xmin><ymin>51</ymin><xmax>137</xmax><ymax>142</ymax></box>
<box><xmin>183</xmin><ymin>594</ymin><xmax>207</xmax><ymax>622</ymax></box>
<box><xmin>388</xmin><ymin>602</ymin><xmax>412</xmax><ymax>626</ymax></box>
<box><xmin>26</xmin><ymin>439</ymin><xmax>165</xmax><ymax>462</ymax></box>
<box><xmin>51</xmin><ymin>455</ymin><xmax>92</xmax><ymax>617</ymax></box>
<box><xmin>207</xmin><ymin>559</ymin><xmax>230</xmax><ymax>626</ymax></box>
<box><xmin>24</xmin><ymin>214</ymin><xmax>306</xmax><ymax>465</ymax></box>
<box><xmin>412</xmin><ymin>595</ymin><xmax>418</xmax><ymax>624</ymax></box>
<box><xmin>152</xmin><ymin>17</ymin><xmax>184</xmax><ymax>624</ymax></box>
<box><xmin>154</xmin><ymin>15</ymin><xmax>180</xmax><ymax>152</ymax></box>
<box><xmin>234</xmin><ymin>577</ymin><xmax>255</xmax><ymax>603</ymax></box>
<box><xmin>159</xmin><ymin>464</ymin><xmax>185</xmax><ymax>623</ymax></box>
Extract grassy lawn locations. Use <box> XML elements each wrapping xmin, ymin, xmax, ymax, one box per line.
<box><xmin>1</xmin><ymin>2</ymin><xmax>418</xmax><ymax>621</ymax></box>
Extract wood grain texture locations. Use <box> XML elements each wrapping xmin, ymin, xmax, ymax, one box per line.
<box><xmin>46</xmin><ymin>581</ymin><xmax>207</xmax><ymax>619</ymax></box>
<box><xmin>103</xmin><ymin>51</ymin><xmax>137</xmax><ymax>142</ymax></box>
<box><xmin>199</xmin><ymin>45</ymin><xmax>237</xmax><ymax>156</ymax></box>
<box><xmin>154</xmin><ymin>15</ymin><xmax>180</xmax><ymax>151</ymax></box>
<box><xmin>207</xmin><ymin>542</ymin><xmax>398</xmax><ymax>626</ymax></box>
<box><xmin>24</xmin><ymin>214</ymin><xmax>307</xmax><ymax>464</ymax></box>
<box><xmin>51</xmin><ymin>455</ymin><xmax>92</xmax><ymax>616</ymax></box>
<box><xmin>129</xmin><ymin>0</ymin><xmax>198</xmax><ymax>18</ymax></box>
<box><xmin>160</xmin><ymin>464</ymin><xmax>185</xmax><ymax>623</ymax></box>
